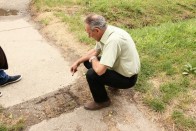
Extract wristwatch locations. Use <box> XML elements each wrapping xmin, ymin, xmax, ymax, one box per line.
<box><xmin>89</xmin><ymin>56</ymin><xmax>97</xmax><ymax>63</ymax></box>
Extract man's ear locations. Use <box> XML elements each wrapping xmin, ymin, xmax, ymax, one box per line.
<box><xmin>94</xmin><ymin>27</ymin><xmax>100</xmax><ymax>33</ymax></box>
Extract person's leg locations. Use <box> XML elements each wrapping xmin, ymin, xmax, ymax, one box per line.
<box><xmin>0</xmin><ymin>69</ymin><xmax>9</xmax><ymax>85</ymax></box>
<box><xmin>85</xmin><ymin>68</ymin><xmax>137</xmax><ymax>110</ymax></box>
<box><xmin>100</xmin><ymin>70</ymin><xmax>138</xmax><ymax>89</ymax></box>
<box><xmin>86</xmin><ymin>68</ymin><xmax>110</xmax><ymax>103</ymax></box>
<box><xmin>83</xmin><ymin>57</ymin><xmax>101</xmax><ymax>69</ymax></box>
<box><xmin>83</xmin><ymin>56</ymin><xmax>138</xmax><ymax>110</ymax></box>
<box><xmin>84</xmin><ymin>60</ymin><xmax>92</xmax><ymax>69</ymax></box>
<box><xmin>86</xmin><ymin>68</ymin><xmax>137</xmax><ymax>102</ymax></box>
<box><xmin>84</xmin><ymin>68</ymin><xmax>111</xmax><ymax>110</ymax></box>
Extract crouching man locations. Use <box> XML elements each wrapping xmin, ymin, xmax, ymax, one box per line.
<box><xmin>70</xmin><ymin>14</ymin><xmax>140</xmax><ymax>110</ymax></box>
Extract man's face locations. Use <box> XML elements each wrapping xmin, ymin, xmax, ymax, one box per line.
<box><xmin>85</xmin><ymin>24</ymin><xmax>100</xmax><ymax>41</ymax></box>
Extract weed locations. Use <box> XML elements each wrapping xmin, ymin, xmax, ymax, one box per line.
<box><xmin>183</xmin><ymin>63</ymin><xmax>196</xmax><ymax>75</ymax></box>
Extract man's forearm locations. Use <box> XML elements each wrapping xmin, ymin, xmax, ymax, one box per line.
<box><xmin>91</xmin><ymin>57</ymin><xmax>107</xmax><ymax>76</ymax></box>
<box><xmin>76</xmin><ymin>49</ymin><xmax>99</xmax><ymax>65</ymax></box>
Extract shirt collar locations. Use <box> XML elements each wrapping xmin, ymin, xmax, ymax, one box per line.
<box><xmin>100</xmin><ymin>25</ymin><xmax>114</xmax><ymax>44</ymax></box>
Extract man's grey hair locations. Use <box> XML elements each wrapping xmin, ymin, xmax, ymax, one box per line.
<box><xmin>85</xmin><ymin>14</ymin><xmax>107</xmax><ymax>30</ymax></box>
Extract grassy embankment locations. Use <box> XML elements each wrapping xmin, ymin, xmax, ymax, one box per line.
<box><xmin>2</xmin><ymin>0</ymin><xmax>195</xmax><ymax>130</ymax></box>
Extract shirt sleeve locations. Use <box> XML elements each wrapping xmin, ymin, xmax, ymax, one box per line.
<box><xmin>100</xmin><ymin>40</ymin><xmax>121</xmax><ymax>68</ymax></box>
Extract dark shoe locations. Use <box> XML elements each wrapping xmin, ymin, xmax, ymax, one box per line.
<box><xmin>0</xmin><ymin>75</ymin><xmax>22</xmax><ymax>87</ymax></box>
<box><xmin>84</xmin><ymin>100</ymin><xmax>111</xmax><ymax>110</ymax></box>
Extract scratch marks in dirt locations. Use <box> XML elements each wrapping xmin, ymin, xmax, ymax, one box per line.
<box><xmin>4</xmin><ymin>85</ymin><xmax>79</xmax><ymax>127</ymax></box>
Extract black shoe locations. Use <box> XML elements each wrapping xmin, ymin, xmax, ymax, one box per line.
<box><xmin>0</xmin><ymin>75</ymin><xmax>22</xmax><ymax>87</ymax></box>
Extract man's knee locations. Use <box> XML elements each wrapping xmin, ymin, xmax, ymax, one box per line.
<box><xmin>84</xmin><ymin>60</ymin><xmax>91</xmax><ymax>69</ymax></box>
<box><xmin>86</xmin><ymin>68</ymin><xmax>98</xmax><ymax>80</ymax></box>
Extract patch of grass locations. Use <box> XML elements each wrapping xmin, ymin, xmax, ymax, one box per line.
<box><xmin>8</xmin><ymin>119</ymin><xmax>24</xmax><ymax>131</ymax></box>
<box><xmin>81</xmin><ymin>0</ymin><xmax>196</xmax><ymax>28</ymax></box>
<box><xmin>160</xmin><ymin>83</ymin><xmax>186</xmax><ymax>103</ymax></box>
<box><xmin>0</xmin><ymin>119</ymin><xmax>24</xmax><ymax>131</ymax></box>
<box><xmin>0</xmin><ymin>124</ymin><xmax>7</xmax><ymax>131</ymax></box>
<box><xmin>0</xmin><ymin>107</ymin><xmax>24</xmax><ymax>131</ymax></box>
<box><xmin>177</xmin><ymin>94</ymin><xmax>194</xmax><ymax>111</ymax></box>
<box><xmin>140</xmin><ymin>58</ymin><xmax>156</xmax><ymax>78</ymax></box>
<box><xmin>135</xmin><ymin>76</ymin><xmax>150</xmax><ymax>93</ymax></box>
<box><xmin>145</xmin><ymin>98</ymin><xmax>165</xmax><ymax>112</ymax></box>
<box><xmin>33</xmin><ymin>0</ymin><xmax>196</xmax><ymax>28</ymax></box>
<box><xmin>33</xmin><ymin>0</ymin><xmax>77</xmax><ymax>11</ymax></box>
<box><xmin>54</xmin><ymin>12</ymin><xmax>94</xmax><ymax>44</ymax></box>
<box><xmin>0</xmin><ymin>106</ymin><xmax>4</xmax><ymax>113</ymax></box>
<box><xmin>40</xmin><ymin>18</ymin><xmax>50</xmax><ymax>26</ymax></box>
<box><xmin>172</xmin><ymin>111</ymin><xmax>196</xmax><ymax>130</ymax></box>
<box><xmin>131</xmin><ymin>19</ymin><xmax>196</xmax><ymax>76</ymax></box>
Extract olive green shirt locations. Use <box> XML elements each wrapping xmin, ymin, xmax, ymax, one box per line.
<box><xmin>95</xmin><ymin>25</ymin><xmax>140</xmax><ymax>77</ymax></box>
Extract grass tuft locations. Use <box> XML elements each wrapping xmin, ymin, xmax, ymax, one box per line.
<box><xmin>172</xmin><ymin>111</ymin><xmax>196</xmax><ymax>130</ymax></box>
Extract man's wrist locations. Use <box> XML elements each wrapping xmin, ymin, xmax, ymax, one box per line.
<box><xmin>89</xmin><ymin>56</ymin><xmax>97</xmax><ymax>63</ymax></box>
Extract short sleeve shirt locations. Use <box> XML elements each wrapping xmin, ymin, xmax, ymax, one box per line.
<box><xmin>94</xmin><ymin>25</ymin><xmax>140</xmax><ymax>77</ymax></box>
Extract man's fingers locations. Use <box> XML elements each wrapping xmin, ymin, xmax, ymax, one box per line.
<box><xmin>71</xmin><ymin>68</ymin><xmax>77</xmax><ymax>76</ymax></box>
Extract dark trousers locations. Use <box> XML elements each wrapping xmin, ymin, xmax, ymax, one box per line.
<box><xmin>84</xmin><ymin>60</ymin><xmax>138</xmax><ymax>103</ymax></box>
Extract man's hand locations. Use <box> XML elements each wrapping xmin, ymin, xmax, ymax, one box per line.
<box><xmin>70</xmin><ymin>62</ymin><xmax>79</xmax><ymax>76</ymax></box>
<box><xmin>70</xmin><ymin>49</ymin><xmax>100</xmax><ymax>76</ymax></box>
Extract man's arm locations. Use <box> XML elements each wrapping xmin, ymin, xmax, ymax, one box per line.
<box><xmin>90</xmin><ymin>56</ymin><xmax>107</xmax><ymax>76</ymax></box>
<box><xmin>70</xmin><ymin>49</ymin><xmax>100</xmax><ymax>74</ymax></box>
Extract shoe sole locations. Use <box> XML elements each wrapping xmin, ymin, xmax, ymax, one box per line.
<box><xmin>107</xmin><ymin>87</ymin><xmax>119</xmax><ymax>92</ymax></box>
<box><xmin>84</xmin><ymin>104</ymin><xmax>110</xmax><ymax>110</ymax></box>
<box><xmin>84</xmin><ymin>101</ymin><xmax>111</xmax><ymax>111</ymax></box>
<box><xmin>0</xmin><ymin>76</ymin><xmax>22</xmax><ymax>87</ymax></box>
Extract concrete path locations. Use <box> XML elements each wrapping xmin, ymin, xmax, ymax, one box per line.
<box><xmin>28</xmin><ymin>98</ymin><xmax>160</xmax><ymax>131</ymax></box>
<box><xmin>0</xmin><ymin>0</ymin><xmax>77</xmax><ymax>107</ymax></box>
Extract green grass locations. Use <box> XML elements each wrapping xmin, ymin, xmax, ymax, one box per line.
<box><xmin>0</xmin><ymin>122</ymin><xmax>24</xmax><ymax>131</ymax></box>
<box><xmin>34</xmin><ymin>0</ymin><xmax>196</xmax><ymax>46</ymax></box>
<box><xmin>146</xmin><ymin>98</ymin><xmax>166</xmax><ymax>112</ymax></box>
<box><xmin>132</xmin><ymin>19</ymin><xmax>196</xmax><ymax>75</ymax></box>
<box><xmin>32</xmin><ymin>0</ymin><xmax>196</xmax><ymax>130</ymax></box>
<box><xmin>160</xmin><ymin>83</ymin><xmax>186</xmax><ymax>103</ymax></box>
<box><xmin>78</xmin><ymin>0</ymin><xmax>196</xmax><ymax>28</ymax></box>
<box><xmin>40</xmin><ymin>18</ymin><xmax>50</xmax><ymax>26</ymax></box>
<box><xmin>172</xmin><ymin>111</ymin><xmax>196</xmax><ymax>130</ymax></box>
<box><xmin>0</xmin><ymin>105</ymin><xmax>24</xmax><ymax>131</ymax></box>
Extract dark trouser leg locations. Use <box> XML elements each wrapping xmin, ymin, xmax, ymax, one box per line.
<box><xmin>84</xmin><ymin>60</ymin><xmax>138</xmax><ymax>103</ymax></box>
<box><xmin>0</xmin><ymin>69</ymin><xmax>9</xmax><ymax>84</ymax></box>
<box><xmin>86</xmin><ymin>68</ymin><xmax>109</xmax><ymax>103</ymax></box>
<box><xmin>84</xmin><ymin>57</ymin><xmax>101</xmax><ymax>69</ymax></box>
